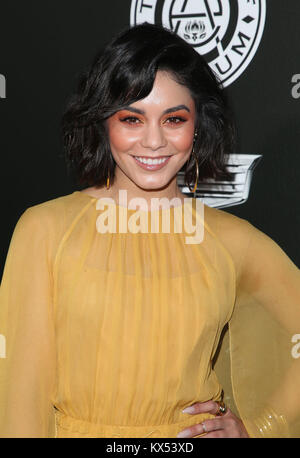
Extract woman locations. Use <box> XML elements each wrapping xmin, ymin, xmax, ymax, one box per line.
<box><xmin>0</xmin><ymin>23</ymin><xmax>299</xmax><ymax>438</ymax></box>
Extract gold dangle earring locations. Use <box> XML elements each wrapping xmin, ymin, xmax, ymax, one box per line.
<box><xmin>106</xmin><ymin>174</ymin><xmax>110</xmax><ymax>190</ymax></box>
<box><xmin>187</xmin><ymin>130</ymin><xmax>199</xmax><ymax>195</ymax></box>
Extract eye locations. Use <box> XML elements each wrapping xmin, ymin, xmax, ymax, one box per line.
<box><xmin>119</xmin><ymin>115</ymin><xmax>187</xmax><ymax>125</ymax></box>
<box><xmin>119</xmin><ymin>116</ymin><xmax>141</xmax><ymax>125</ymax></box>
<box><xmin>165</xmin><ymin>116</ymin><xmax>187</xmax><ymax>125</ymax></box>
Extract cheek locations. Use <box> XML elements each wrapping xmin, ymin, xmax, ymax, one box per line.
<box><xmin>170</xmin><ymin>124</ymin><xmax>195</xmax><ymax>152</ymax></box>
<box><xmin>106</xmin><ymin>118</ymin><xmax>138</xmax><ymax>152</ymax></box>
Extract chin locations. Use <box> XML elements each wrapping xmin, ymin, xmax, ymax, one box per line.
<box><xmin>132</xmin><ymin>177</ymin><xmax>172</xmax><ymax>191</ymax></box>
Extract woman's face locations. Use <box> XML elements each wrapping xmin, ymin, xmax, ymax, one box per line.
<box><xmin>105</xmin><ymin>70</ymin><xmax>196</xmax><ymax>192</ymax></box>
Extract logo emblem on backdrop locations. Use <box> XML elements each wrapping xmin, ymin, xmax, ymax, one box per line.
<box><xmin>130</xmin><ymin>0</ymin><xmax>266</xmax><ymax>87</ymax></box>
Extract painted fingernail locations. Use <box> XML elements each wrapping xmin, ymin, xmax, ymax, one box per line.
<box><xmin>176</xmin><ymin>429</ymin><xmax>190</xmax><ymax>438</ymax></box>
<box><xmin>182</xmin><ymin>406</ymin><xmax>194</xmax><ymax>414</ymax></box>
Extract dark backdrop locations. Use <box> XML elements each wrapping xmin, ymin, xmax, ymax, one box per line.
<box><xmin>1</xmin><ymin>0</ymin><xmax>299</xmax><ymax>278</ymax></box>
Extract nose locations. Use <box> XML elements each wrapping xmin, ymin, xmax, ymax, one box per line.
<box><xmin>140</xmin><ymin>122</ymin><xmax>167</xmax><ymax>151</ymax></box>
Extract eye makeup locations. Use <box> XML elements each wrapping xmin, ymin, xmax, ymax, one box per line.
<box><xmin>117</xmin><ymin>110</ymin><xmax>189</xmax><ymax>126</ymax></box>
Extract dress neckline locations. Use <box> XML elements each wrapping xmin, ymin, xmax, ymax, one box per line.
<box><xmin>73</xmin><ymin>190</ymin><xmax>196</xmax><ymax>213</ymax></box>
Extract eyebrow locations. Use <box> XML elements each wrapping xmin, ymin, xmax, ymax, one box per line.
<box><xmin>120</xmin><ymin>104</ymin><xmax>191</xmax><ymax>115</ymax></box>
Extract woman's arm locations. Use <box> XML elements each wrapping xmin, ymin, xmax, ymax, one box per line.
<box><xmin>229</xmin><ymin>221</ymin><xmax>300</xmax><ymax>437</ymax></box>
<box><xmin>0</xmin><ymin>208</ymin><xmax>57</xmax><ymax>437</ymax></box>
<box><xmin>177</xmin><ymin>216</ymin><xmax>300</xmax><ymax>438</ymax></box>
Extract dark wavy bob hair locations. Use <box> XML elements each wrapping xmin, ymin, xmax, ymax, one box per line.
<box><xmin>62</xmin><ymin>22</ymin><xmax>235</xmax><ymax>190</ymax></box>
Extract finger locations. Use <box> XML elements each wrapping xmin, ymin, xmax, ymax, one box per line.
<box><xmin>177</xmin><ymin>422</ymin><xmax>205</xmax><ymax>438</ymax></box>
<box><xmin>199</xmin><ymin>430</ymin><xmax>225</xmax><ymax>438</ymax></box>
<box><xmin>201</xmin><ymin>418</ymin><xmax>224</xmax><ymax>432</ymax></box>
<box><xmin>201</xmin><ymin>416</ymin><xmax>249</xmax><ymax>438</ymax></box>
<box><xmin>176</xmin><ymin>418</ymin><xmax>224</xmax><ymax>438</ymax></box>
<box><xmin>182</xmin><ymin>400</ymin><xmax>227</xmax><ymax>416</ymax></box>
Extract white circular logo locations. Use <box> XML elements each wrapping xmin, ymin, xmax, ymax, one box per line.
<box><xmin>130</xmin><ymin>0</ymin><xmax>266</xmax><ymax>87</ymax></box>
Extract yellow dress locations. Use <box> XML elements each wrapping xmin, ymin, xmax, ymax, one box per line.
<box><xmin>0</xmin><ymin>191</ymin><xmax>299</xmax><ymax>438</ymax></box>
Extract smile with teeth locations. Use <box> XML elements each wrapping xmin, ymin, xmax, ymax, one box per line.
<box><xmin>134</xmin><ymin>156</ymin><xmax>170</xmax><ymax>165</ymax></box>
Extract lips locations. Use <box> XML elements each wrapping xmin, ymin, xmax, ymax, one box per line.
<box><xmin>133</xmin><ymin>155</ymin><xmax>170</xmax><ymax>159</ymax></box>
<box><xmin>132</xmin><ymin>155</ymin><xmax>171</xmax><ymax>171</ymax></box>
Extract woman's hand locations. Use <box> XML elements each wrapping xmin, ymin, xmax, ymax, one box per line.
<box><xmin>176</xmin><ymin>400</ymin><xmax>250</xmax><ymax>438</ymax></box>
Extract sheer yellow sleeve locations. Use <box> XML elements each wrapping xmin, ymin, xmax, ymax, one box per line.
<box><xmin>0</xmin><ymin>208</ymin><xmax>56</xmax><ymax>437</ymax></box>
<box><xmin>216</xmin><ymin>220</ymin><xmax>300</xmax><ymax>438</ymax></box>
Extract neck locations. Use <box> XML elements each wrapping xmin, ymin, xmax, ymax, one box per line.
<box><xmin>107</xmin><ymin>172</ymin><xmax>186</xmax><ymax>208</ymax></box>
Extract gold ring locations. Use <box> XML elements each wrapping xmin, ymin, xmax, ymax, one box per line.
<box><xmin>201</xmin><ymin>422</ymin><xmax>207</xmax><ymax>433</ymax></box>
<box><xmin>215</xmin><ymin>400</ymin><xmax>227</xmax><ymax>416</ymax></box>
